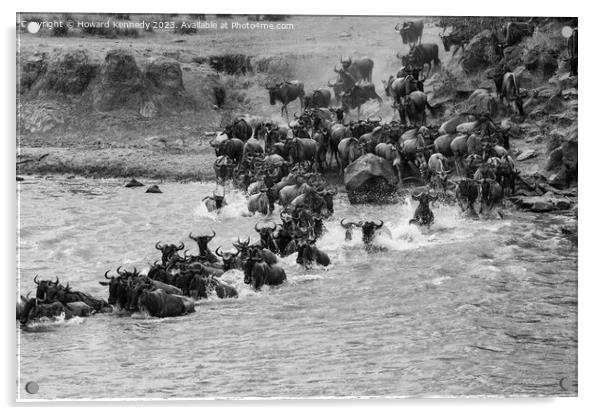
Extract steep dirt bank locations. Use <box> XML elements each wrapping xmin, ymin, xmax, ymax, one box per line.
<box><xmin>17</xmin><ymin>14</ymin><xmax>577</xmax><ymax>211</ymax></box>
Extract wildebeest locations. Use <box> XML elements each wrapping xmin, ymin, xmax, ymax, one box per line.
<box><xmin>479</xmin><ymin>178</ymin><xmax>504</xmax><ymax>217</ymax></box>
<box><xmin>395</xmin><ymin>19</ymin><xmax>424</xmax><ymax>47</ymax></box>
<box><xmin>215</xmin><ymin>246</ymin><xmax>242</xmax><ymax>271</ymax></box>
<box><xmin>248</xmin><ymin>189</ymin><xmax>270</xmax><ymax>215</ymax></box>
<box><xmin>296</xmin><ymin>239</ymin><xmax>331</xmax><ymax>268</ymax></box>
<box><xmin>427</xmin><ymin>153</ymin><xmax>451</xmax><ymax>190</ymax></box>
<box><xmin>339</xmin><ymin>56</ymin><xmax>374</xmax><ymax>83</ymax></box>
<box><xmin>337</xmin><ymin>137</ymin><xmax>364</xmax><ymax>174</ymax></box>
<box><xmin>499</xmin><ymin>72</ymin><xmax>524</xmax><ymax>116</ymax></box>
<box><xmin>341</xmin><ymin>83</ymin><xmax>382</xmax><ymax>119</ymax></box>
<box><xmin>304</xmin><ymin>88</ymin><xmax>332</xmax><ymax>109</ymax></box>
<box><xmin>404</xmin><ymin>43</ymin><xmax>440</xmax><ymax>78</ymax></box>
<box><xmin>213</xmin><ymin>155</ymin><xmax>235</xmax><ymax>183</ymax></box>
<box><xmin>211</xmin><ymin>137</ymin><xmax>244</xmax><ymax>165</ymax></box>
<box><xmin>243</xmin><ymin>251</ymin><xmax>287</xmax><ymax>290</ymax></box>
<box><xmin>155</xmin><ymin>241</ymin><xmax>185</xmax><ymax>266</ymax></box>
<box><xmin>285</xmin><ymin>137</ymin><xmax>320</xmax><ymax>168</ymax></box>
<box><xmin>255</xmin><ymin>222</ymin><xmax>279</xmax><ymax>253</ymax></box>
<box><xmin>136</xmin><ymin>288</ymin><xmax>196</xmax><ymax>318</ymax></box>
<box><xmin>328</xmin><ymin>57</ymin><xmax>374</xmax><ymax>101</ymax></box>
<box><xmin>266</xmin><ymin>80</ymin><xmax>305</xmax><ymax>120</ymax></box>
<box><xmin>409</xmin><ymin>192</ymin><xmax>437</xmax><ymax>227</ymax></box>
<box><xmin>203</xmin><ymin>188</ymin><xmax>227</xmax><ymax>212</ymax></box>
<box><xmin>454</xmin><ymin>178</ymin><xmax>480</xmax><ymax>217</ymax></box>
<box><xmin>189</xmin><ymin>231</ymin><xmax>219</xmax><ymax>263</ymax></box>
<box><xmin>439</xmin><ymin>32</ymin><xmax>468</xmax><ymax>56</ymax></box>
<box><xmin>223</xmin><ymin>118</ymin><xmax>253</xmax><ymax>141</ymax></box>
<box><xmin>395</xmin><ymin>91</ymin><xmax>433</xmax><ymax>126</ymax></box>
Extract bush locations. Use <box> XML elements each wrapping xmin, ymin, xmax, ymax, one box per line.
<box><xmin>51</xmin><ymin>24</ymin><xmax>69</xmax><ymax>37</ymax></box>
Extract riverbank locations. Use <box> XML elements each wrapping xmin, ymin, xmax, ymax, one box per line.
<box><xmin>17</xmin><ymin>145</ymin><xmax>216</xmax><ymax>181</ymax></box>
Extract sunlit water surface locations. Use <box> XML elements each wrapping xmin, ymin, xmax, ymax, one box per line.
<box><xmin>16</xmin><ymin>176</ymin><xmax>577</xmax><ymax>399</ymax></box>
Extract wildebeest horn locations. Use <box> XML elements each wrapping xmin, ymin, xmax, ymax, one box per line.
<box><xmin>189</xmin><ymin>232</ymin><xmax>197</xmax><ymax>240</ymax></box>
<box><xmin>177</xmin><ymin>241</ymin><xmax>184</xmax><ymax>250</ymax></box>
<box><xmin>36</xmin><ymin>291</ymin><xmax>47</xmax><ymax>303</ymax></box>
<box><xmin>116</xmin><ymin>266</ymin><xmax>123</xmax><ymax>275</ymax></box>
<box><xmin>104</xmin><ymin>270</ymin><xmax>112</xmax><ymax>280</ymax></box>
<box><xmin>54</xmin><ymin>277</ymin><xmax>59</xmax><ymax>285</ymax></box>
<box><xmin>375</xmin><ymin>220</ymin><xmax>384</xmax><ymax>229</ymax></box>
<box><xmin>33</xmin><ymin>275</ymin><xmax>39</xmax><ymax>285</ymax></box>
<box><xmin>155</xmin><ymin>241</ymin><xmax>163</xmax><ymax>250</ymax></box>
<box><xmin>215</xmin><ymin>246</ymin><xmax>224</xmax><ymax>257</ymax></box>
<box><xmin>254</xmin><ymin>223</ymin><xmax>261</xmax><ymax>232</ymax></box>
<box><xmin>340</xmin><ymin>218</ymin><xmax>353</xmax><ymax>227</ymax></box>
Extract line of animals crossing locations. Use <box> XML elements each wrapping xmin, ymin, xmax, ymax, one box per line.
<box><xmin>17</xmin><ymin>17</ymin><xmax>578</xmax><ymax>326</ymax></box>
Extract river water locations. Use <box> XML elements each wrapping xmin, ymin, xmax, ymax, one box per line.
<box><xmin>16</xmin><ymin>176</ymin><xmax>577</xmax><ymax>399</ymax></box>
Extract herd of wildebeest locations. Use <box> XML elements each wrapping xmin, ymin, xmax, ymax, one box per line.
<box><xmin>17</xmin><ymin>17</ymin><xmax>578</xmax><ymax>325</ymax></box>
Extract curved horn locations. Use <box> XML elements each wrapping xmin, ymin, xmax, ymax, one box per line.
<box><xmin>215</xmin><ymin>246</ymin><xmax>224</xmax><ymax>257</ymax></box>
<box><xmin>255</xmin><ymin>223</ymin><xmax>261</xmax><ymax>232</ymax></box>
<box><xmin>188</xmin><ymin>232</ymin><xmax>197</xmax><ymax>240</ymax></box>
<box><xmin>104</xmin><ymin>270</ymin><xmax>112</xmax><ymax>280</ymax></box>
<box><xmin>33</xmin><ymin>275</ymin><xmax>39</xmax><ymax>285</ymax></box>
<box><xmin>36</xmin><ymin>291</ymin><xmax>47</xmax><ymax>303</ymax></box>
<box><xmin>340</xmin><ymin>218</ymin><xmax>353</xmax><ymax>227</ymax></box>
<box><xmin>116</xmin><ymin>266</ymin><xmax>124</xmax><ymax>275</ymax></box>
<box><xmin>54</xmin><ymin>276</ymin><xmax>59</xmax><ymax>285</ymax></box>
<box><xmin>375</xmin><ymin>220</ymin><xmax>384</xmax><ymax>229</ymax></box>
<box><xmin>177</xmin><ymin>241</ymin><xmax>184</xmax><ymax>250</ymax></box>
<box><xmin>155</xmin><ymin>241</ymin><xmax>163</xmax><ymax>250</ymax></box>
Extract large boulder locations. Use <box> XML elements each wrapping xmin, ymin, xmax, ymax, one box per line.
<box><xmin>92</xmin><ymin>50</ymin><xmax>194</xmax><ymax>117</ymax></box>
<box><xmin>344</xmin><ymin>154</ymin><xmax>399</xmax><ymax>204</ymax></box>
<box><xmin>461</xmin><ymin>30</ymin><xmax>500</xmax><ymax>74</ymax></box>
<box><xmin>35</xmin><ymin>49</ymin><xmax>97</xmax><ymax>95</ymax></box>
<box><xmin>18</xmin><ymin>52</ymin><xmax>48</xmax><ymax>93</ymax></box>
<box><xmin>92</xmin><ymin>49</ymin><xmax>146</xmax><ymax>113</ymax></box>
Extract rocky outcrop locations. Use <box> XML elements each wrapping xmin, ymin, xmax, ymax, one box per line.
<box><xmin>461</xmin><ymin>30</ymin><xmax>500</xmax><ymax>74</ymax></box>
<box><xmin>344</xmin><ymin>154</ymin><xmax>399</xmax><ymax>204</ymax></box>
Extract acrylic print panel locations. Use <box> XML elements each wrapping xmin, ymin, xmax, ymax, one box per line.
<box><xmin>16</xmin><ymin>12</ymin><xmax>578</xmax><ymax>400</ymax></box>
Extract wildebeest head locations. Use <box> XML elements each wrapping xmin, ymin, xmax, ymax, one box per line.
<box><xmin>318</xmin><ymin>187</ymin><xmax>337</xmax><ymax>215</ymax></box>
<box><xmin>340</xmin><ymin>218</ymin><xmax>357</xmax><ymax>241</ymax></box>
<box><xmin>189</xmin><ymin>231</ymin><xmax>216</xmax><ymax>254</ymax></box>
<box><xmin>98</xmin><ymin>268</ymin><xmax>133</xmax><ymax>307</ymax></box>
<box><xmin>126</xmin><ymin>278</ymin><xmax>153</xmax><ymax>311</ymax></box>
<box><xmin>232</xmin><ymin>236</ymin><xmax>252</xmax><ymax>261</ymax></box>
<box><xmin>295</xmin><ymin>238</ymin><xmax>317</xmax><ymax>268</ymax></box>
<box><xmin>34</xmin><ymin>275</ymin><xmax>60</xmax><ymax>302</ymax></box>
<box><xmin>255</xmin><ymin>221</ymin><xmax>277</xmax><ymax>248</ymax></box>
<box><xmin>410</xmin><ymin>192</ymin><xmax>437</xmax><ymax>227</ymax></box>
<box><xmin>357</xmin><ymin>220</ymin><xmax>384</xmax><ymax>245</ymax></box>
<box><xmin>215</xmin><ymin>246</ymin><xmax>241</xmax><ymax>271</ymax></box>
<box><xmin>155</xmin><ymin>241</ymin><xmax>185</xmax><ymax>265</ymax></box>
<box><xmin>266</xmin><ymin>82</ymin><xmax>284</xmax><ymax>106</ymax></box>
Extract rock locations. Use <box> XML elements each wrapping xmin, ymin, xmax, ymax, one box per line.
<box><xmin>514</xmin><ymin>65</ymin><xmax>539</xmax><ymax>90</ymax></box>
<box><xmin>562</xmin><ymin>88</ymin><xmax>578</xmax><ymax>99</ymax></box>
<box><xmin>146</xmin><ymin>184</ymin><xmax>162</xmax><ymax>193</ymax></box>
<box><xmin>461</xmin><ymin>30</ymin><xmax>500</xmax><ymax>74</ymax></box>
<box><xmin>546</xmin><ymin>146</ymin><xmax>564</xmax><ymax>171</ymax></box>
<box><xmin>548</xmin><ymin>167</ymin><xmax>567</xmax><ymax>188</ymax></box>
<box><xmin>456</xmin><ymin>121</ymin><xmax>479</xmax><ymax>134</ymax></box>
<box><xmin>35</xmin><ymin>49</ymin><xmax>96</xmax><ymax>95</ymax></box>
<box><xmin>439</xmin><ymin>116</ymin><xmax>466</xmax><ymax>135</ymax></box>
<box><xmin>125</xmin><ymin>178</ymin><xmax>144</xmax><ymax>187</ymax></box>
<box><xmin>344</xmin><ymin>154</ymin><xmax>398</xmax><ymax>204</ymax></box>
<box><xmin>16</xmin><ymin>176</ymin><xmax>24</xmax><ymax>181</ymax></box>
<box><xmin>339</xmin><ymin>32</ymin><xmax>352</xmax><ymax>38</ymax></box>
<box><xmin>19</xmin><ymin>52</ymin><xmax>48</xmax><ymax>92</ymax></box>
<box><xmin>530</xmin><ymin>200</ymin><xmax>555</xmax><ymax>212</ymax></box>
<box><xmin>516</xmin><ymin>149</ymin><xmax>537</xmax><ymax>161</ymax></box>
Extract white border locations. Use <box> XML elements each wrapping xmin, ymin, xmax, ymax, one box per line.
<box><xmin>3</xmin><ymin>0</ymin><xmax>598</xmax><ymax>412</ymax></box>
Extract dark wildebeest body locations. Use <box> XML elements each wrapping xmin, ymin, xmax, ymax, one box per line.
<box><xmin>439</xmin><ymin>32</ymin><xmax>468</xmax><ymax>56</ymax></box>
<box><xmin>296</xmin><ymin>240</ymin><xmax>331</xmax><ymax>268</ymax></box>
<box><xmin>499</xmin><ymin>72</ymin><xmax>524</xmax><ymax>116</ymax></box>
<box><xmin>455</xmin><ymin>178</ymin><xmax>480</xmax><ymax>217</ymax></box>
<box><xmin>223</xmin><ymin>118</ymin><xmax>253</xmax><ymax>141</ymax></box>
<box><xmin>396</xmin><ymin>19</ymin><xmax>424</xmax><ymax>47</ymax></box>
<box><xmin>137</xmin><ymin>289</ymin><xmax>195</xmax><ymax>318</ymax></box>
<box><xmin>329</xmin><ymin>57</ymin><xmax>374</xmax><ymax>102</ymax></box>
<box><xmin>406</xmin><ymin>43</ymin><xmax>440</xmax><ymax>79</ymax></box>
<box><xmin>243</xmin><ymin>255</ymin><xmax>287</xmax><ymax>290</ymax></box>
<box><xmin>409</xmin><ymin>193</ymin><xmax>437</xmax><ymax>227</ymax></box>
<box><xmin>341</xmin><ymin>83</ymin><xmax>382</xmax><ymax>120</ymax></box>
<box><xmin>304</xmin><ymin>88</ymin><xmax>332</xmax><ymax>109</ymax></box>
<box><xmin>266</xmin><ymin>80</ymin><xmax>305</xmax><ymax>120</ymax></box>
<box><xmin>398</xmin><ymin>91</ymin><xmax>433</xmax><ymax>126</ymax></box>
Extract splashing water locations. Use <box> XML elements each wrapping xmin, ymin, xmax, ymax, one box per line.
<box><xmin>17</xmin><ymin>176</ymin><xmax>577</xmax><ymax>399</ymax></box>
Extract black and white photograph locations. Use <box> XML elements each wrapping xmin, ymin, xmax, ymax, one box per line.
<box><xmin>14</xmin><ymin>6</ymin><xmax>580</xmax><ymax>402</ymax></box>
